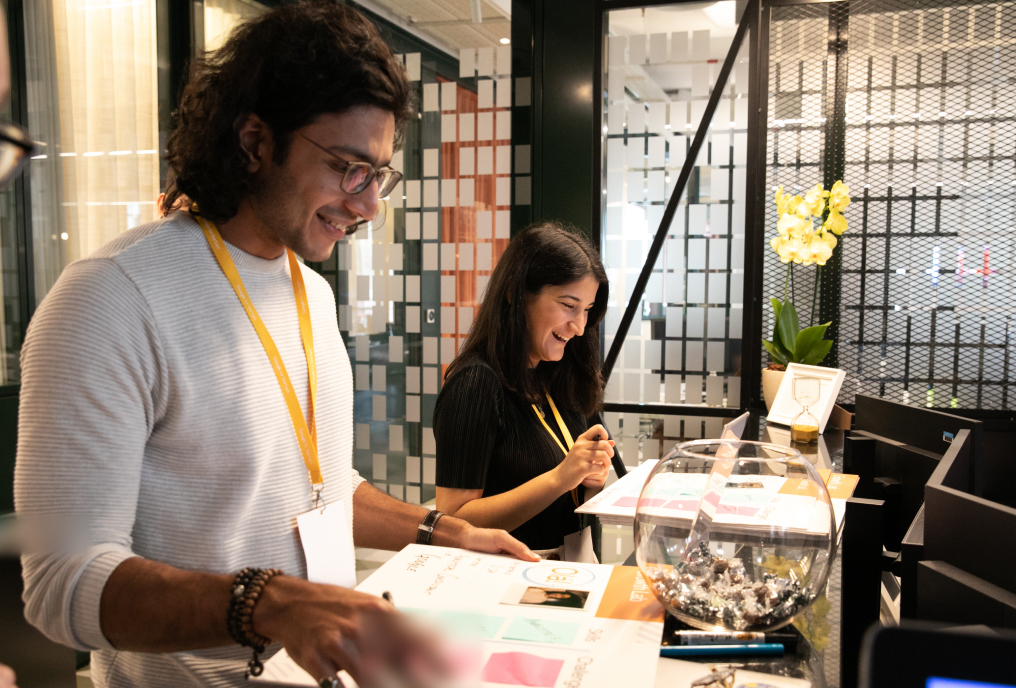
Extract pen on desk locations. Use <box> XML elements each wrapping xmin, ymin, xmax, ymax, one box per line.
<box><xmin>669</xmin><ymin>631</ymin><xmax>799</xmax><ymax>649</ymax></box>
<box><xmin>660</xmin><ymin>643</ymin><xmax>785</xmax><ymax>658</ymax></box>
<box><xmin>382</xmin><ymin>591</ymin><xmax>394</xmax><ymax>605</ymax></box>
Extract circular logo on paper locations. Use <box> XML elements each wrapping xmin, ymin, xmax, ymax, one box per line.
<box><xmin>522</xmin><ymin>565</ymin><xmax>596</xmax><ymax>588</ymax></box>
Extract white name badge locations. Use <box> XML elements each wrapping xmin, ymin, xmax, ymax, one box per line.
<box><xmin>296</xmin><ymin>499</ymin><xmax>357</xmax><ymax>588</ymax></box>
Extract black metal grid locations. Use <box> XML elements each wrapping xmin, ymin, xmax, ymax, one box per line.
<box><xmin>763</xmin><ymin>0</ymin><xmax>1016</xmax><ymax>411</ymax></box>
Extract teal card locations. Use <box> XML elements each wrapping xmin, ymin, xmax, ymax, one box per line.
<box><xmin>437</xmin><ymin>611</ymin><xmax>506</xmax><ymax>639</ymax></box>
<box><xmin>502</xmin><ymin>617</ymin><xmax>580</xmax><ymax>645</ymax></box>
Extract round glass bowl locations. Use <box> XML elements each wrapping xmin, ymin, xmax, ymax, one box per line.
<box><xmin>635</xmin><ymin>440</ymin><xmax>836</xmax><ymax>632</ymax></box>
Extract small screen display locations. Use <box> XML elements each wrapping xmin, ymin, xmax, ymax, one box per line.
<box><xmin>928</xmin><ymin>679</ymin><xmax>1016</xmax><ymax>688</ymax></box>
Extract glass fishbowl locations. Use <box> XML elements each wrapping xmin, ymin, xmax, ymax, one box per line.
<box><xmin>635</xmin><ymin>440</ymin><xmax>836</xmax><ymax>632</ymax></box>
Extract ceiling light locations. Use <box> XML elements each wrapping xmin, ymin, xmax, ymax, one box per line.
<box><xmin>704</xmin><ymin>1</ymin><xmax>736</xmax><ymax>28</ymax></box>
<box><xmin>500</xmin><ymin>37</ymin><xmax>510</xmax><ymax>45</ymax></box>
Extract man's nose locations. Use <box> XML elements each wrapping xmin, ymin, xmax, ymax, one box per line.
<box><xmin>346</xmin><ymin>178</ymin><xmax>380</xmax><ymax>223</ymax></box>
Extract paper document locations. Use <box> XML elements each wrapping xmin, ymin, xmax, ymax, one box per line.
<box><xmin>256</xmin><ymin>545</ymin><xmax>666</xmax><ymax>688</ymax></box>
<box><xmin>576</xmin><ymin>458</ymin><xmax>858</xmax><ymax>536</ymax></box>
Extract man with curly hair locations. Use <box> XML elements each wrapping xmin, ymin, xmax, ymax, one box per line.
<box><xmin>14</xmin><ymin>3</ymin><xmax>536</xmax><ymax>687</ymax></box>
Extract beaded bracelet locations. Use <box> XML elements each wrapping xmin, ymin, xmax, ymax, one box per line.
<box><xmin>227</xmin><ymin>567</ymin><xmax>283</xmax><ymax>678</ymax></box>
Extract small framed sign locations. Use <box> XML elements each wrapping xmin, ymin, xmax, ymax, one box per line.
<box><xmin>766</xmin><ymin>363</ymin><xmax>846</xmax><ymax>434</ymax></box>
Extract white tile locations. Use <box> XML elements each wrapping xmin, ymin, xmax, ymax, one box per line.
<box><xmin>406</xmin><ymin>53</ymin><xmax>421</xmax><ymax>81</ymax></box>
<box><xmin>388</xmin><ymin>275</ymin><xmax>403</xmax><ymax>302</ymax></box>
<box><xmin>441</xmin><ymin>275</ymin><xmax>456</xmax><ymax>302</ymax></box>
<box><xmin>406</xmin><ymin>486</ymin><xmax>421</xmax><ymax>505</ymax></box>
<box><xmin>423</xmin><ymin>83</ymin><xmax>439</xmax><ymax>111</ymax></box>
<box><xmin>423</xmin><ymin>337</ymin><xmax>438</xmax><ymax>364</ymax></box>
<box><xmin>372</xmin><ymin>395</ymin><xmax>386</xmax><ymax>421</ymax></box>
<box><xmin>406</xmin><ymin>367</ymin><xmax>420</xmax><ymax>394</ymax></box>
<box><xmin>441</xmin><ymin>114</ymin><xmax>457</xmax><ymax>142</ymax></box>
<box><xmin>648</xmin><ymin>137</ymin><xmax>665</xmax><ymax>168</ymax></box>
<box><xmin>649</xmin><ymin>33</ymin><xmax>667</xmax><ymax>64</ymax></box>
<box><xmin>629</xmin><ymin>35</ymin><xmax>646</xmax><ymax>65</ymax></box>
<box><xmin>515</xmin><ymin>176</ymin><xmax>531</xmax><ymax>205</ymax></box>
<box><xmin>477</xmin><ymin>112</ymin><xmax>493</xmax><ymax>140</ymax></box>
<box><xmin>477</xmin><ymin>47</ymin><xmax>494</xmax><ymax>76</ymax></box>
<box><xmin>496</xmin><ymin>145</ymin><xmax>512</xmax><ymax>174</ymax></box>
<box><xmin>477</xmin><ymin>146</ymin><xmax>493</xmax><ymax>174</ymax></box>
<box><xmin>496</xmin><ymin>177</ymin><xmax>510</xmax><ymax>206</ymax></box>
<box><xmin>459</xmin><ymin>307</ymin><xmax>474</xmax><ymax>334</ymax></box>
<box><xmin>441</xmin><ymin>243</ymin><xmax>457</xmax><ymax>271</ymax></box>
<box><xmin>459</xmin><ymin>48</ymin><xmax>475</xmax><ymax>78</ymax></box>
<box><xmin>423</xmin><ymin>367</ymin><xmax>438</xmax><ymax>395</ymax></box>
<box><xmin>496</xmin><ymin>77</ymin><xmax>512</xmax><ymax>108</ymax></box>
<box><xmin>495</xmin><ymin>210</ymin><xmax>510</xmax><ymax>238</ymax></box>
<box><xmin>496</xmin><ymin>110</ymin><xmax>511</xmax><ymax>140</ymax></box>
<box><xmin>406</xmin><ymin>455</ymin><xmax>421</xmax><ymax>483</ymax></box>
<box><xmin>423</xmin><ymin>458</ymin><xmax>436</xmax><ymax>485</ymax></box>
<box><xmin>407</xmin><ymin>394</ymin><xmax>420</xmax><ymax>423</ymax></box>
<box><xmin>648</xmin><ymin>103</ymin><xmax>666</xmax><ymax>134</ymax></box>
<box><xmin>356</xmin><ymin>334</ymin><xmax>369</xmax><ymax>361</ymax></box>
<box><xmin>373</xmin><ymin>453</ymin><xmax>387</xmax><ymax>481</ymax></box>
<box><xmin>459</xmin><ymin>113</ymin><xmax>475</xmax><ymax>142</ymax></box>
<box><xmin>608</xmin><ymin>35</ymin><xmax>627</xmax><ymax>66</ymax></box>
<box><xmin>477</xmin><ymin>210</ymin><xmax>492</xmax><ymax>239</ymax></box>
<box><xmin>628</xmin><ymin>104</ymin><xmax>645</xmax><ymax>133</ymax></box>
<box><xmin>356</xmin><ymin>364</ymin><xmax>369</xmax><ymax>390</ymax></box>
<box><xmin>671</xmin><ymin>32</ymin><xmax>688</xmax><ymax>61</ymax></box>
<box><xmin>608</xmin><ymin>102</ymin><xmax>625</xmax><ymax>135</ymax></box>
<box><xmin>478</xmin><ymin>79</ymin><xmax>494</xmax><ymax>109</ymax></box>
<box><xmin>627</xmin><ymin>141</ymin><xmax>644</xmax><ymax>168</ymax></box>
<box><xmin>356</xmin><ymin>423</ymin><xmax>370</xmax><ymax>449</ymax></box>
<box><xmin>423</xmin><ymin>212</ymin><xmax>439</xmax><ymax>240</ymax></box>
<box><xmin>608</xmin><ymin>69</ymin><xmax>624</xmax><ymax>102</ymax></box>
<box><xmin>459</xmin><ymin>147</ymin><xmax>475</xmax><ymax>176</ymax></box>
<box><xmin>496</xmin><ymin>45</ymin><xmax>511</xmax><ymax>74</ymax></box>
<box><xmin>692</xmin><ymin>29</ymin><xmax>710</xmax><ymax>60</ymax></box>
<box><xmin>389</xmin><ymin>425</ymin><xmax>404</xmax><ymax>451</ymax></box>
<box><xmin>441</xmin><ymin>81</ymin><xmax>457</xmax><ymax>111</ymax></box>
<box><xmin>477</xmin><ymin>275</ymin><xmax>490</xmax><ymax>300</ymax></box>
<box><xmin>441</xmin><ymin>336</ymin><xmax>456</xmax><ymax>363</ymax></box>
<box><xmin>390</xmin><ymin>243</ymin><xmax>403</xmax><ymax>271</ymax></box>
<box><xmin>388</xmin><ymin>181</ymin><xmax>403</xmax><ymax>208</ymax></box>
<box><xmin>405</xmin><ymin>180</ymin><xmax>420</xmax><ymax>208</ymax></box>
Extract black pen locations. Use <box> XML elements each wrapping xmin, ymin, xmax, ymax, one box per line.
<box><xmin>382</xmin><ymin>590</ymin><xmax>394</xmax><ymax>605</ymax></box>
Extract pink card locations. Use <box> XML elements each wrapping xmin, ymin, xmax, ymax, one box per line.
<box><xmin>480</xmin><ymin>652</ymin><xmax>564</xmax><ymax>687</ymax></box>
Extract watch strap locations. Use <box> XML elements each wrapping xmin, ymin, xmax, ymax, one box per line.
<box><xmin>416</xmin><ymin>510</ymin><xmax>444</xmax><ymax>545</ymax></box>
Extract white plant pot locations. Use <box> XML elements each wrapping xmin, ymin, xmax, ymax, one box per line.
<box><xmin>762</xmin><ymin>368</ymin><xmax>786</xmax><ymax>412</ymax></box>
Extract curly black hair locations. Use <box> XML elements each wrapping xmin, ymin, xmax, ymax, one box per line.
<box><xmin>446</xmin><ymin>222</ymin><xmax>609</xmax><ymax>417</ymax></box>
<box><xmin>162</xmin><ymin>1</ymin><xmax>413</xmax><ymax>222</ymax></box>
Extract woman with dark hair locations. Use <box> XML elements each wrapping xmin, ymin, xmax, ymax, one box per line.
<box><xmin>433</xmin><ymin>222</ymin><xmax>615</xmax><ymax>551</ymax></box>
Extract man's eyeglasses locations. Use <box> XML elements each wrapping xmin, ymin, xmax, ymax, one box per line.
<box><xmin>297</xmin><ymin>132</ymin><xmax>403</xmax><ymax>198</ymax></box>
<box><xmin>0</xmin><ymin>122</ymin><xmax>36</xmax><ymax>187</ymax></box>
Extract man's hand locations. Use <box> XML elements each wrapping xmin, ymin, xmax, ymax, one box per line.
<box><xmin>255</xmin><ymin>577</ymin><xmax>445</xmax><ymax>688</ymax></box>
<box><xmin>0</xmin><ymin>663</ymin><xmax>17</xmax><ymax>688</ymax></box>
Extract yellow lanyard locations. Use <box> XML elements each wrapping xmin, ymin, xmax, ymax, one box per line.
<box><xmin>532</xmin><ymin>393</ymin><xmax>580</xmax><ymax>506</ymax></box>
<box><xmin>196</xmin><ymin>215</ymin><xmax>322</xmax><ymax>495</ymax></box>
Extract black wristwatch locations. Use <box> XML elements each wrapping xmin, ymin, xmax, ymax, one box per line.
<box><xmin>416</xmin><ymin>510</ymin><xmax>444</xmax><ymax>545</ymax></box>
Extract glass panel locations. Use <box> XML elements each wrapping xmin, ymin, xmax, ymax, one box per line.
<box><xmin>25</xmin><ymin>0</ymin><xmax>161</xmax><ymax>307</ymax></box>
<box><xmin>0</xmin><ymin>91</ymin><xmax>18</xmax><ymax>385</ymax></box>
<box><xmin>316</xmin><ymin>17</ymin><xmax>516</xmax><ymax>504</ymax></box>
<box><xmin>601</xmin><ymin>3</ymin><xmax>748</xmax><ymax>416</ymax></box>
<box><xmin>764</xmin><ymin>1</ymin><xmax>1016</xmax><ymax>410</ymax></box>
<box><xmin>204</xmin><ymin>0</ymin><xmax>267</xmax><ymax>53</ymax></box>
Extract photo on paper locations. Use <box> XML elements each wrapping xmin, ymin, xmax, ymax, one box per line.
<box><xmin>500</xmin><ymin>583</ymin><xmax>590</xmax><ymax>610</ymax></box>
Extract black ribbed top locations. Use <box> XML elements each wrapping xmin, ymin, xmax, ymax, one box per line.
<box><xmin>433</xmin><ymin>355</ymin><xmax>587</xmax><ymax>550</ymax></box>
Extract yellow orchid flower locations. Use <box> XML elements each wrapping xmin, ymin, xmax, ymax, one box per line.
<box><xmin>821</xmin><ymin>231</ymin><xmax>837</xmax><ymax>250</ymax></box>
<box><xmin>824</xmin><ymin>208</ymin><xmax>848</xmax><ymax>235</ymax></box>
<box><xmin>776</xmin><ymin>236</ymin><xmax>802</xmax><ymax>263</ymax></box>
<box><xmin>774</xmin><ymin>186</ymin><xmax>790</xmax><ymax>216</ymax></box>
<box><xmin>829</xmin><ymin>180</ymin><xmax>851</xmax><ymax>212</ymax></box>
<box><xmin>787</xmin><ymin>194</ymin><xmax>804</xmax><ymax>216</ymax></box>
<box><xmin>810</xmin><ymin>234</ymin><xmax>833</xmax><ymax>265</ymax></box>
<box><xmin>800</xmin><ymin>183</ymin><xmax>826</xmax><ymax>217</ymax></box>
<box><xmin>777</xmin><ymin>212</ymin><xmax>808</xmax><ymax>238</ymax></box>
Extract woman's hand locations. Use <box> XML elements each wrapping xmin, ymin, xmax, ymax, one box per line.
<box><xmin>553</xmin><ymin>425</ymin><xmax>615</xmax><ymax>492</ymax></box>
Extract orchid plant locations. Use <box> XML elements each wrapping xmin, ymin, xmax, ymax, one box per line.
<box><xmin>763</xmin><ymin>181</ymin><xmax>851</xmax><ymax>368</ymax></box>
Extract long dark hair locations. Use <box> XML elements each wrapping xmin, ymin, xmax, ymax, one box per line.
<box><xmin>447</xmin><ymin>222</ymin><xmax>609</xmax><ymax>416</ymax></box>
<box><xmin>162</xmin><ymin>2</ymin><xmax>413</xmax><ymax>222</ymax></box>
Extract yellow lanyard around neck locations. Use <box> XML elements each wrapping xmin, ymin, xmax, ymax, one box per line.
<box><xmin>196</xmin><ymin>215</ymin><xmax>322</xmax><ymax>492</ymax></box>
<box><xmin>532</xmin><ymin>393</ymin><xmax>574</xmax><ymax>457</ymax></box>
<box><xmin>532</xmin><ymin>393</ymin><xmax>580</xmax><ymax>507</ymax></box>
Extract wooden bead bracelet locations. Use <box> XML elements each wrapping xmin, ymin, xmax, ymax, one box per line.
<box><xmin>227</xmin><ymin>566</ymin><xmax>283</xmax><ymax>678</ymax></box>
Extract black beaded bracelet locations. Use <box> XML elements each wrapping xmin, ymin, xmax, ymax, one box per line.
<box><xmin>227</xmin><ymin>567</ymin><xmax>283</xmax><ymax>679</ymax></box>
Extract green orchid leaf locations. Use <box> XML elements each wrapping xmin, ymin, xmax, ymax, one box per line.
<box><xmin>770</xmin><ymin>298</ymin><xmax>784</xmax><ymax>342</ymax></box>
<box><xmin>776</xmin><ymin>300</ymin><xmax>800</xmax><ymax>356</ymax></box>
<box><xmin>801</xmin><ymin>339</ymin><xmax>833</xmax><ymax>366</ymax></box>
<box><xmin>762</xmin><ymin>339</ymin><xmax>788</xmax><ymax>366</ymax></box>
<box><xmin>794</xmin><ymin>323</ymin><xmax>831</xmax><ymax>363</ymax></box>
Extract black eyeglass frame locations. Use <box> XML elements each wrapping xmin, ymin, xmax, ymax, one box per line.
<box><xmin>297</xmin><ymin>131</ymin><xmax>403</xmax><ymax>199</ymax></box>
<box><xmin>0</xmin><ymin>121</ymin><xmax>37</xmax><ymax>186</ymax></box>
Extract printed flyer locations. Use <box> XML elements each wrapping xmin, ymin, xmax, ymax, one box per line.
<box><xmin>256</xmin><ymin>545</ymin><xmax>666</xmax><ymax>688</ymax></box>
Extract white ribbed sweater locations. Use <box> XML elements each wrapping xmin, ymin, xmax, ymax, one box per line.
<box><xmin>15</xmin><ymin>212</ymin><xmax>362</xmax><ymax>687</ymax></box>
